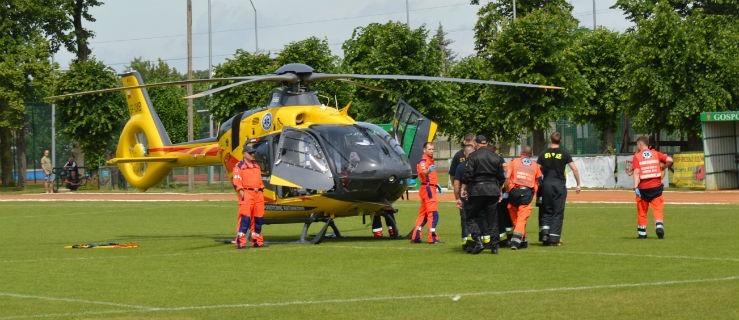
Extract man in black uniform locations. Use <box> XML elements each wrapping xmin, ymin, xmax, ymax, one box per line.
<box><xmin>537</xmin><ymin>132</ymin><xmax>581</xmax><ymax>246</ymax></box>
<box><xmin>449</xmin><ymin>134</ymin><xmax>476</xmax><ymax>178</ymax></box>
<box><xmin>453</xmin><ymin>144</ymin><xmax>475</xmax><ymax>249</ymax></box>
<box><xmin>460</xmin><ymin>135</ymin><xmax>506</xmax><ymax>254</ymax></box>
<box><xmin>450</xmin><ymin>134</ymin><xmax>475</xmax><ymax>248</ymax></box>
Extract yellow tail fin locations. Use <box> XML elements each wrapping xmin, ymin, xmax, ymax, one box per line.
<box><xmin>113</xmin><ymin>72</ymin><xmax>176</xmax><ymax>190</ymax></box>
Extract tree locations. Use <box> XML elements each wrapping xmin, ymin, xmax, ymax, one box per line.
<box><xmin>612</xmin><ymin>0</ymin><xmax>739</xmax><ymax>23</ymax></box>
<box><xmin>342</xmin><ymin>21</ymin><xmax>455</xmax><ymax>133</ymax></box>
<box><xmin>39</xmin><ymin>0</ymin><xmax>102</xmax><ymax>61</ymax></box>
<box><xmin>0</xmin><ymin>1</ymin><xmax>55</xmax><ymax>188</ymax></box>
<box><xmin>473</xmin><ymin>2</ymin><xmax>592</xmax><ymax>151</ymax></box>
<box><xmin>472</xmin><ymin>0</ymin><xmax>573</xmax><ymax>54</ymax></box>
<box><xmin>621</xmin><ymin>2</ymin><xmax>738</xmax><ymax>141</ymax></box>
<box><xmin>573</xmin><ymin>28</ymin><xmax>625</xmax><ymax>153</ymax></box>
<box><xmin>432</xmin><ymin>24</ymin><xmax>457</xmax><ymax>75</ymax></box>
<box><xmin>54</xmin><ymin>59</ymin><xmax>126</xmax><ymax>172</ymax></box>
<box><xmin>447</xmin><ymin>56</ymin><xmax>522</xmax><ymax>142</ymax></box>
<box><xmin>127</xmin><ymin>58</ymin><xmax>193</xmax><ymax>143</ymax></box>
<box><xmin>210</xmin><ymin>50</ymin><xmax>276</xmax><ymax>122</ymax></box>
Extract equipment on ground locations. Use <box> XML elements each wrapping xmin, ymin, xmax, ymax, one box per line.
<box><xmin>65</xmin><ymin>242</ymin><xmax>139</xmax><ymax>249</ymax></box>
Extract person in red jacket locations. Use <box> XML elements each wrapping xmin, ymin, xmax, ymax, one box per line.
<box><xmin>631</xmin><ymin>136</ymin><xmax>673</xmax><ymax>239</ymax></box>
<box><xmin>411</xmin><ymin>142</ymin><xmax>442</xmax><ymax>244</ymax></box>
<box><xmin>504</xmin><ymin>146</ymin><xmax>542</xmax><ymax>250</ymax></box>
<box><xmin>232</xmin><ymin>142</ymin><xmax>266</xmax><ymax>248</ymax></box>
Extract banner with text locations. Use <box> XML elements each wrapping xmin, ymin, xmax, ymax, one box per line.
<box><xmin>669</xmin><ymin>152</ymin><xmax>705</xmax><ymax>189</ymax></box>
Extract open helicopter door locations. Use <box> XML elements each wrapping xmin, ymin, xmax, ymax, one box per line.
<box><xmin>392</xmin><ymin>99</ymin><xmax>438</xmax><ymax>175</ymax></box>
<box><xmin>269</xmin><ymin>128</ymin><xmax>335</xmax><ymax>191</ymax></box>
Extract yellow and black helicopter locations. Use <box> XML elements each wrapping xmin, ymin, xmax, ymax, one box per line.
<box><xmin>51</xmin><ymin>63</ymin><xmax>561</xmax><ymax>243</ymax></box>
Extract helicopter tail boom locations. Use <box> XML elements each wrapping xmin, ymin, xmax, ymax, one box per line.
<box><xmin>111</xmin><ymin>72</ymin><xmax>220</xmax><ymax>191</ymax></box>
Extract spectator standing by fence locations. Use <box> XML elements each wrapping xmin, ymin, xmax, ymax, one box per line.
<box><xmin>41</xmin><ymin>150</ymin><xmax>53</xmax><ymax>193</ymax></box>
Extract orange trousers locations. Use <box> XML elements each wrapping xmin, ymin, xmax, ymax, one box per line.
<box><xmin>412</xmin><ymin>184</ymin><xmax>439</xmax><ymax>243</ymax></box>
<box><xmin>235</xmin><ymin>190</ymin><xmax>265</xmax><ymax>248</ymax></box>
<box><xmin>507</xmin><ymin>202</ymin><xmax>533</xmax><ymax>237</ymax></box>
<box><xmin>636</xmin><ymin>195</ymin><xmax>664</xmax><ymax>226</ymax></box>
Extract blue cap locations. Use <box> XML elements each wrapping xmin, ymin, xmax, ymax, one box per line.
<box><xmin>243</xmin><ymin>144</ymin><xmax>256</xmax><ymax>154</ymax></box>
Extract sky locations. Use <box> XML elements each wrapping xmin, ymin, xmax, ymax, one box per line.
<box><xmin>54</xmin><ymin>0</ymin><xmax>633</xmax><ymax>74</ymax></box>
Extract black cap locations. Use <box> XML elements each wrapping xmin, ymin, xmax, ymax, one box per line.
<box><xmin>475</xmin><ymin>135</ymin><xmax>487</xmax><ymax>144</ymax></box>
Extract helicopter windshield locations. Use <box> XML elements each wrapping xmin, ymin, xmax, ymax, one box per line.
<box><xmin>311</xmin><ymin>124</ymin><xmax>406</xmax><ymax>177</ymax></box>
<box><xmin>355</xmin><ymin>122</ymin><xmax>406</xmax><ymax>158</ymax></box>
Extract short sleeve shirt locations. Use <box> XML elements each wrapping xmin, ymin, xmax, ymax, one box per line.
<box><xmin>536</xmin><ymin>147</ymin><xmax>573</xmax><ymax>184</ymax></box>
<box><xmin>453</xmin><ymin>162</ymin><xmax>467</xmax><ymax>182</ymax></box>
<box><xmin>448</xmin><ymin>149</ymin><xmax>466</xmax><ymax>176</ymax></box>
<box><xmin>41</xmin><ymin>156</ymin><xmax>52</xmax><ymax>173</ymax></box>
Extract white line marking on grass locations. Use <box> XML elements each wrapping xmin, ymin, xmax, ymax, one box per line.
<box><xmin>566</xmin><ymin>201</ymin><xmax>734</xmax><ymax>205</ymax></box>
<box><xmin>533</xmin><ymin>250</ymin><xmax>739</xmax><ymax>262</ymax></box>
<box><xmin>319</xmin><ymin>245</ymin><xmax>739</xmax><ymax>262</ymax></box>
<box><xmin>2</xmin><ymin>276</ymin><xmax>736</xmax><ymax>319</ymax></box>
<box><xmin>0</xmin><ymin>292</ymin><xmax>154</xmax><ymax>310</ymax></box>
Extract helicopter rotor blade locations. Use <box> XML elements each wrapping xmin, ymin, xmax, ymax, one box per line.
<box><xmin>308</xmin><ymin>73</ymin><xmax>564</xmax><ymax>90</ymax></box>
<box><xmin>46</xmin><ymin>76</ymin><xmax>260</xmax><ymax>100</ymax></box>
<box><xmin>334</xmin><ymin>79</ymin><xmax>389</xmax><ymax>93</ymax></box>
<box><xmin>183</xmin><ymin>74</ymin><xmax>300</xmax><ymax>99</ymax></box>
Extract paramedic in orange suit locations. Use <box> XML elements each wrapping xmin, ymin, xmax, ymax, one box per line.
<box><xmin>411</xmin><ymin>142</ymin><xmax>442</xmax><ymax>244</ymax></box>
<box><xmin>232</xmin><ymin>143</ymin><xmax>266</xmax><ymax>248</ymax></box>
<box><xmin>504</xmin><ymin>146</ymin><xmax>542</xmax><ymax>250</ymax></box>
<box><xmin>631</xmin><ymin>136</ymin><xmax>673</xmax><ymax>239</ymax></box>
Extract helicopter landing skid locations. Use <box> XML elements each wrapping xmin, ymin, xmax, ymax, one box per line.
<box><xmin>299</xmin><ymin>214</ymin><xmax>343</xmax><ymax>244</ymax></box>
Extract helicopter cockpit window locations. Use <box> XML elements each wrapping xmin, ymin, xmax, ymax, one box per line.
<box><xmin>271</xmin><ymin>129</ymin><xmax>334</xmax><ymax>191</ymax></box>
<box><xmin>278</xmin><ymin>132</ymin><xmax>329</xmax><ymax>174</ymax></box>
<box><xmin>251</xmin><ymin>140</ymin><xmax>271</xmax><ymax>176</ymax></box>
<box><xmin>356</xmin><ymin>122</ymin><xmax>407</xmax><ymax>159</ymax></box>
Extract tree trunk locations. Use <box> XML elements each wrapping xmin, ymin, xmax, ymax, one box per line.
<box><xmin>685</xmin><ymin>135</ymin><xmax>703</xmax><ymax>152</ymax></box>
<box><xmin>15</xmin><ymin>127</ymin><xmax>26</xmax><ymax>190</ymax></box>
<box><xmin>602</xmin><ymin>126</ymin><xmax>615</xmax><ymax>154</ymax></box>
<box><xmin>620</xmin><ymin>114</ymin><xmax>631</xmax><ymax>153</ymax></box>
<box><xmin>0</xmin><ymin>127</ymin><xmax>12</xmax><ymax>186</ymax></box>
<box><xmin>532</xmin><ymin>129</ymin><xmax>546</xmax><ymax>155</ymax></box>
<box><xmin>72</xmin><ymin>0</ymin><xmax>91</xmax><ymax>61</ymax></box>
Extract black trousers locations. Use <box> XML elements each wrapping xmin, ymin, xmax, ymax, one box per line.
<box><xmin>539</xmin><ymin>181</ymin><xmax>567</xmax><ymax>243</ymax></box>
<box><xmin>459</xmin><ymin>207</ymin><xmax>468</xmax><ymax>238</ymax></box>
<box><xmin>372</xmin><ymin>213</ymin><xmax>397</xmax><ymax>236</ymax></box>
<box><xmin>497</xmin><ymin>198</ymin><xmax>512</xmax><ymax>234</ymax></box>
<box><xmin>465</xmin><ymin>195</ymin><xmax>499</xmax><ymax>243</ymax></box>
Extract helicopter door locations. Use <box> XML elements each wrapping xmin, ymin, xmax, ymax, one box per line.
<box><xmin>392</xmin><ymin>99</ymin><xmax>438</xmax><ymax>175</ymax></box>
<box><xmin>269</xmin><ymin>127</ymin><xmax>335</xmax><ymax>191</ymax></box>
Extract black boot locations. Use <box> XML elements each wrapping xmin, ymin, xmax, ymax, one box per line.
<box><xmin>490</xmin><ymin>243</ymin><xmax>499</xmax><ymax>254</ymax></box>
<box><xmin>539</xmin><ymin>227</ymin><xmax>549</xmax><ymax>243</ymax></box>
<box><xmin>656</xmin><ymin>222</ymin><xmax>665</xmax><ymax>239</ymax></box>
<box><xmin>470</xmin><ymin>236</ymin><xmax>484</xmax><ymax>254</ymax></box>
<box><xmin>519</xmin><ymin>240</ymin><xmax>528</xmax><ymax>249</ymax></box>
<box><xmin>463</xmin><ymin>238</ymin><xmax>475</xmax><ymax>253</ymax></box>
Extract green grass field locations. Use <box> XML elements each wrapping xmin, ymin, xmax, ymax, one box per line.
<box><xmin>1</xmin><ymin>200</ymin><xmax>737</xmax><ymax>319</ymax></box>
